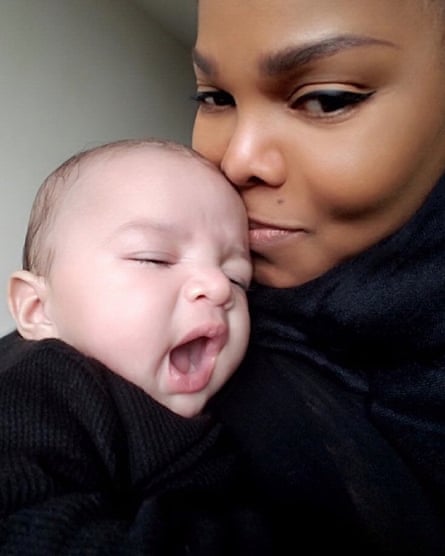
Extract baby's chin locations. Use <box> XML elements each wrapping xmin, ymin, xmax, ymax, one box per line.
<box><xmin>160</xmin><ymin>393</ymin><xmax>208</xmax><ymax>418</ymax></box>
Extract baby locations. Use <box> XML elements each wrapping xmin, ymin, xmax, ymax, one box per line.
<box><xmin>8</xmin><ymin>138</ymin><xmax>251</xmax><ymax>417</ymax></box>
<box><xmin>0</xmin><ymin>139</ymin><xmax>273</xmax><ymax>555</ymax></box>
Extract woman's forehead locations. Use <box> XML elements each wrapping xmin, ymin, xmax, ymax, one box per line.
<box><xmin>195</xmin><ymin>0</ymin><xmax>444</xmax><ymax>80</ymax></box>
<box><xmin>197</xmin><ymin>0</ymin><xmax>440</xmax><ymax>36</ymax></box>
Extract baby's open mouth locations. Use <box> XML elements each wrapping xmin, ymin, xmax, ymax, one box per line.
<box><xmin>167</xmin><ymin>326</ymin><xmax>227</xmax><ymax>394</ymax></box>
<box><xmin>170</xmin><ymin>336</ymin><xmax>210</xmax><ymax>375</ymax></box>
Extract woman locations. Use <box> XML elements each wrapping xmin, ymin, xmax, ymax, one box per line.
<box><xmin>192</xmin><ymin>1</ymin><xmax>445</xmax><ymax>554</ymax></box>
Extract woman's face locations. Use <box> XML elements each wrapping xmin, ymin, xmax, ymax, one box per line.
<box><xmin>192</xmin><ymin>0</ymin><xmax>445</xmax><ymax>287</ymax></box>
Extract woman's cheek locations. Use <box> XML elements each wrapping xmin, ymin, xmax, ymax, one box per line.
<box><xmin>193</xmin><ymin>115</ymin><xmax>229</xmax><ymax>166</ymax></box>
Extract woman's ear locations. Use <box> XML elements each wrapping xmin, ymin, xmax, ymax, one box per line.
<box><xmin>8</xmin><ymin>270</ymin><xmax>57</xmax><ymax>340</ymax></box>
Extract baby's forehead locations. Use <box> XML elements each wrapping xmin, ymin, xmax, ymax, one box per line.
<box><xmin>64</xmin><ymin>146</ymin><xmax>179</xmax><ymax>196</ymax></box>
<box><xmin>64</xmin><ymin>145</ymin><xmax>238</xmax><ymax>211</ymax></box>
<box><xmin>79</xmin><ymin>144</ymin><xmax>214</xmax><ymax>179</ymax></box>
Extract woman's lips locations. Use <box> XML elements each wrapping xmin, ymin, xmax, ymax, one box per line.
<box><xmin>248</xmin><ymin>219</ymin><xmax>305</xmax><ymax>247</ymax></box>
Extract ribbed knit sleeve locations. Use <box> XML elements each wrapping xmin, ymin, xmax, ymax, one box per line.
<box><xmin>0</xmin><ymin>339</ymin><xmax>266</xmax><ymax>555</ymax></box>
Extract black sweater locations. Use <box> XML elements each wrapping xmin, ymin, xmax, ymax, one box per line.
<box><xmin>2</xmin><ymin>175</ymin><xmax>445</xmax><ymax>554</ymax></box>
<box><xmin>0</xmin><ymin>338</ymin><xmax>272</xmax><ymax>555</ymax></box>
<box><xmin>210</xmin><ymin>174</ymin><xmax>445</xmax><ymax>554</ymax></box>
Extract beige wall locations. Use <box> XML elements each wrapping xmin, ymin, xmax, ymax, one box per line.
<box><xmin>0</xmin><ymin>0</ymin><xmax>196</xmax><ymax>334</ymax></box>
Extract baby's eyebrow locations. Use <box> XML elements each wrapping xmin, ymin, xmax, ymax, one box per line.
<box><xmin>115</xmin><ymin>219</ymin><xmax>178</xmax><ymax>235</ymax></box>
<box><xmin>103</xmin><ymin>218</ymin><xmax>183</xmax><ymax>246</ymax></box>
<box><xmin>260</xmin><ymin>34</ymin><xmax>398</xmax><ymax>76</ymax></box>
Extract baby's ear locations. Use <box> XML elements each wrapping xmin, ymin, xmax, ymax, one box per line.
<box><xmin>8</xmin><ymin>270</ymin><xmax>57</xmax><ymax>340</ymax></box>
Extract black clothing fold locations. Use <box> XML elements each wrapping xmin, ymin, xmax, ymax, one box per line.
<box><xmin>2</xmin><ymin>176</ymin><xmax>445</xmax><ymax>554</ymax></box>
<box><xmin>0</xmin><ymin>339</ymin><xmax>271</xmax><ymax>555</ymax></box>
<box><xmin>210</xmin><ymin>175</ymin><xmax>445</xmax><ymax>554</ymax></box>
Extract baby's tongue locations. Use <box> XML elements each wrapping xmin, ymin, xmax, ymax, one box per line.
<box><xmin>170</xmin><ymin>337</ymin><xmax>205</xmax><ymax>375</ymax></box>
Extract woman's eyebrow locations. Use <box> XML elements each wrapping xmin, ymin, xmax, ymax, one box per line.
<box><xmin>260</xmin><ymin>34</ymin><xmax>397</xmax><ymax>76</ymax></box>
<box><xmin>192</xmin><ymin>34</ymin><xmax>397</xmax><ymax>79</ymax></box>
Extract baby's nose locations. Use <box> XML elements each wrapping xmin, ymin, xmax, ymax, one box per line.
<box><xmin>184</xmin><ymin>269</ymin><xmax>233</xmax><ymax>309</ymax></box>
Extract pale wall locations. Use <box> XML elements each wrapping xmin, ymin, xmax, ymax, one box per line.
<box><xmin>0</xmin><ymin>0</ymin><xmax>196</xmax><ymax>334</ymax></box>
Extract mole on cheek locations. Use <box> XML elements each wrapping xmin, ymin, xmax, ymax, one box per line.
<box><xmin>277</xmin><ymin>198</ymin><xmax>285</xmax><ymax>205</ymax></box>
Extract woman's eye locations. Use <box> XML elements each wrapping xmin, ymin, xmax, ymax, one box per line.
<box><xmin>192</xmin><ymin>90</ymin><xmax>235</xmax><ymax>109</ymax></box>
<box><xmin>291</xmin><ymin>89</ymin><xmax>374</xmax><ymax>117</ymax></box>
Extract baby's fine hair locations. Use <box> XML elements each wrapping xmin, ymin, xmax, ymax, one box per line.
<box><xmin>22</xmin><ymin>138</ymin><xmax>219</xmax><ymax>276</ymax></box>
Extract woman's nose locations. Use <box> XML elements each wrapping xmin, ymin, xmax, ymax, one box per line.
<box><xmin>184</xmin><ymin>269</ymin><xmax>234</xmax><ymax>309</ymax></box>
<box><xmin>220</xmin><ymin>115</ymin><xmax>286</xmax><ymax>189</ymax></box>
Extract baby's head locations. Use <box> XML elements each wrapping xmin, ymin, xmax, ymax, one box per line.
<box><xmin>9</xmin><ymin>139</ymin><xmax>252</xmax><ymax>417</ymax></box>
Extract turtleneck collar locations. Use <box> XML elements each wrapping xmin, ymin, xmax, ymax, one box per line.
<box><xmin>248</xmin><ymin>175</ymin><xmax>445</xmax><ymax>388</ymax></box>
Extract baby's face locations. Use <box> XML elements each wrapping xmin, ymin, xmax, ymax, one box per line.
<box><xmin>193</xmin><ymin>0</ymin><xmax>445</xmax><ymax>287</ymax></box>
<box><xmin>43</xmin><ymin>148</ymin><xmax>251</xmax><ymax>417</ymax></box>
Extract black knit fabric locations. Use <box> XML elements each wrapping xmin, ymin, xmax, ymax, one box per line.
<box><xmin>2</xmin><ymin>175</ymin><xmax>445</xmax><ymax>554</ymax></box>
<box><xmin>209</xmin><ymin>175</ymin><xmax>445</xmax><ymax>554</ymax></box>
<box><xmin>0</xmin><ymin>339</ymin><xmax>272</xmax><ymax>555</ymax></box>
